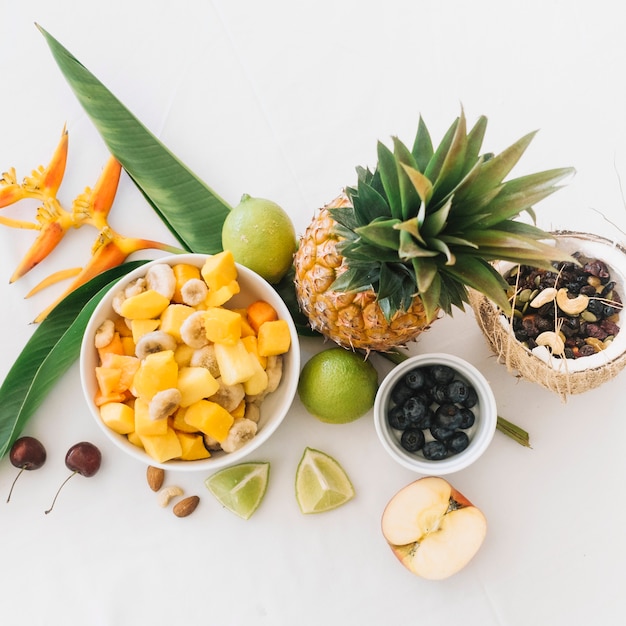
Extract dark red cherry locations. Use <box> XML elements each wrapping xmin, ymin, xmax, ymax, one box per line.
<box><xmin>45</xmin><ymin>442</ymin><xmax>102</xmax><ymax>514</ymax></box>
<box><xmin>6</xmin><ymin>436</ymin><xmax>47</xmax><ymax>503</ymax></box>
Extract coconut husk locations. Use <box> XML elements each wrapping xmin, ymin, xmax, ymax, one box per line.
<box><xmin>469</xmin><ymin>231</ymin><xmax>626</xmax><ymax>401</ymax></box>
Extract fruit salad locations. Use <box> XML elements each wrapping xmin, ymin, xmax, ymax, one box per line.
<box><xmin>90</xmin><ymin>251</ymin><xmax>291</xmax><ymax>464</ymax></box>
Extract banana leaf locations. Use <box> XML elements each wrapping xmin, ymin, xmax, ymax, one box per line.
<box><xmin>0</xmin><ymin>262</ymin><xmax>146</xmax><ymax>458</ymax></box>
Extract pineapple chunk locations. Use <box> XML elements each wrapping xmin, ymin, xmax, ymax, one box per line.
<box><xmin>172</xmin><ymin>263</ymin><xmax>202</xmax><ymax>303</ymax></box>
<box><xmin>257</xmin><ymin>319</ymin><xmax>291</xmax><ymax>356</ymax></box>
<box><xmin>214</xmin><ymin>340</ymin><xmax>257</xmax><ymax>385</ymax></box>
<box><xmin>131</xmin><ymin>318</ymin><xmax>160</xmax><ymax>343</ymax></box>
<box><xmin>160</xmin><ymin>304</ymin><xmax>195</xmax><ymax>342</ymax></box>
<box><xmin>177</xmin><ymin>366</ymin><xmax>220</xmax><ymax>407</ymax></box>
<box><xmin>243</xmin><ymin>356</ymin><xmax>269</xmax><ymax>396</ymax></box>
<box><xmin>241</xmin><ymin>335</ymin><xmax>267</xmax><ymax>368</ymax></box>
<box><xmin>132</xmin><ymin>350</ymin><xmax>178</xmax><ymax>400</ymax></box>
<box><xmin>120</xmin><ymin>289</ymin><xmax>170</xmax><ymax>320</ymax></box>
<box><xmin>176</xmin><ymin>432</ymin><xmax>211</xmax><ymax>460</ymax></box>
<box><xmin>134</xmin><ymin>397</ymin><xmax>168</xmax><ymax>436</ymax></box>
<box><xmin>205</xmin><ymin>279</ymin><xmax>240</xmax><ymax>307</ymax></box>
<box><xmin>99</xmin><ymin>401</ymin><xmax>135</xmax><ymax>435</ymax></box>
<box><xmin>139</xmin><ymin>426</ymin><xmax>183</xmax><ymax>463</ymax></box>
<box><xmin>183</xmin><ymin>399</ymin><xmax>234</xmax><ymax>442</ymax></box>
<box><xmin>203</xmin><ymin>307</ymin><xmax>242</xmax><ymax>345</ymax></box>
<box><xmin>201</xmin><ymin>250</ymin><xmax>238</xmax><ymax>292</ymax></box>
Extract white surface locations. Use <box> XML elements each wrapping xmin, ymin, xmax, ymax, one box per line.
<box><xmin>1</xmin><ymin>1</ymin><xmax>625</xmax><ymax>624</ymax></box>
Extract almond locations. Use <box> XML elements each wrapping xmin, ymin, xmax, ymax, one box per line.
<box><xmin>146</xmin><ymin>465</ymin><xmax>165</xmax><ymax>492</ymax></box>
<box><xmin>173</xmin><ymin>495</ymin><xmax>200</xmax><ymax>518</ymax></box>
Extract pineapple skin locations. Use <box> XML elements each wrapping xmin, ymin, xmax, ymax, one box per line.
<box><xmin>294</xmin><ymin>195</ymin><xmax>432</xmax><ymax>352</ymax></box>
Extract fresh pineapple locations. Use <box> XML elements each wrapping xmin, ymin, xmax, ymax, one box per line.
<box><xmin>294</xmin><ymin>110</ymin><xmax>575</xmax><ymax>352</ymax></box>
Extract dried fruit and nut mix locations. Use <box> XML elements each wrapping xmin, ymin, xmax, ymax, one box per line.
<box><xmin>505</xmin><ymin>254</ymin><xmax>622</xmax><ymax>359</ymax></box>
<box><xmin>91</xmin><ymin>251</ymin><xmax>291</xmax><ymax>464</ymax></box>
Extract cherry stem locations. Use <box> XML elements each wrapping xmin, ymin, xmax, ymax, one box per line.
<box><xmin>6</xmin><ymin>468</ymin><xmax>25</xmax><ymax>503</ymax></box>
<box><xmin>44</xmin><ymin>471</ymin><xmax>77</xmax><ymax>515</ymax></box>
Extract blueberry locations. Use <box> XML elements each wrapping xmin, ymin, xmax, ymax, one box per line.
<box><xmin>390</xmin><ymin>381</ymin><xmax>413</xmax><ymax>405</ymax></box>
<box><xmin>458</xmin><ymin>408</ymin><xmax>476</xmax><ymax>429</ymax></box>
<box><xmin>434</xmin><ymin>403</ymin><xmax>463</xmax><ymax>430</ymax></box>
<box><xmin>400</xmin><ymin>428</ymin><xmax>425</xmax><ymax>452</ymax></box>
<box><xmin>413</xmin><ymin>407</ymin><xmax>435</xmax><ymax>430</ymax></box>
<box><xmin>446</xmin><ymin>431</ymin><xmax>470</xmax><ymax>454</ymax></box>
<box><xmin>462</xmin><ymin>385</ymin><xmax>478</xmax><ymax>409</ymax></box>
<box><xmin>404</xmin><ymin>368</ymin><xmax>426</xmax><ymax>391</ymax></box>
<box><xmin>402</xmin><ymin>395</ymin><xmax>429</xmax><ymax>424</ymax></box>
<box><xmin>446</xmin><ymin>379</ymin><xmax>470</xmax><ymax>403</ymax></box>
<box><xmin>422</xmin><ymin>440</ymin><xmax>448</xmax><ymax>460</ymax></box>
<box><xmin>387</xmin><ymin>405</ymin><xmax>411</xmax><ymax>430</ymax></box>
<box><xmin>429</xmin><ymin>364</ymin><xmax>456</xmax><ymax>384</ymax></box>
<box><xmin>429</xmin><ymin>383</ymin><xmax>448</xmax><ymax>404</ymax></box>
<box><xmin>430</xmin><ymin>424</ymin><xmax>456</xmax><ymax>442</ymax></box>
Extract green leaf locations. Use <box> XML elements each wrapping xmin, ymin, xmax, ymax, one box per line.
<box><xmin>411</xmin><ymin>116</ymin><xmax>434</xmax><ymax>172</ymax></box>
<box><xmin>376</xmin><ymin>141</ymin><xmax>403</xmax><ymax>219</ymax></box>
<box><xmin>355</xmin><ymin>218</ymin><xmax>401</xmax><ymax>249</ymax></box>
<box><xmin>37</xmin><ymin>24</ymin><xmax>232</xmax><ymax>254</ymax></box>
<box><xmin>0</xmin><ymin>261</ymin><xmax>146</xmax><ymax>458</ymax></box>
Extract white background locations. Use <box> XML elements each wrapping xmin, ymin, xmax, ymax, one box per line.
<box><xmin>1</xmin><ymin>1</ymin><xmax>625</xmax><ymax>624</ymax></box>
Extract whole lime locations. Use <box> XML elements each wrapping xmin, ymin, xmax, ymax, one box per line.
<box><xmin>222</xmin><ymin>194</ymin><xmax>296</xmax><ymax>284</ymax></box>
<box><xmin>298</xmin><ymin>348</ymin><xmax>379</xmax><ymax>424</ymax></box>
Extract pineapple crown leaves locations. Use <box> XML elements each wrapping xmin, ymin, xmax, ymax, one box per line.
<box><xmin>330</xmin><ymin>110</ymin><xmax>576</xmax><ymax>322</ymax></box>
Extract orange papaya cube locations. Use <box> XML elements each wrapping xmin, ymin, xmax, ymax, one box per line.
<box><xmin>201</xmin><ymin>250</ymin><xmax>237</xmax><ymax>291</ymax></box>
<box><xmin>183</xmin><ymin>399</ymin><xmax>234</xmax><ymax>442</ymax></box>
<box><xmin>139</xmin><ymin>427</ymin><xmax>183</xmax><ymax>463</ymax></box>
<box><xmin>99</xmin><ymin>353</ymin><xmax>141</xmax><ymax>392</ymax></box>
<box><xmin>121</xmin><ymin>336</ymin><xmax>136</xmax><ymax>357</ymax></box>
<box><xmin>99</xmin><ymin>401</ymin><xmax>135</xmax><ymax>435</ymax></box>
<box><xmin>97</xmin><ymin>331</ymin><xmax>125</xmax><ymax>361</ymax></box>
<box><xmin>113</xmin><ymin>315</ymin><xmax>133</xmax><ymax>337</ymax></box>
<box><xmin>203</xmin><ymin>307</ymin><xmax>242</xmax><ymax>345</ymax></box>
<box><xmin>171</xmin><ymin>263</ymin><xmax>202</xmax><ymax>303</ymax></box>
<box><xmin>95</xmin><ymin>366</ymin><xmax>123</xmax><ymax>397</ymax></box>
<box><xmin>257</xmin><ymin>319</ymin><xmax>291</xmax><ymax>356</ymax></box>
<box><xmin>93</xmin><ymin>390</ymin><xmax>129</xmax><ymax>407</ymax></box>
<box><xmin>176</xmin><ymin>432</ymin><xmax>211</xmax><ymax>460</ymax></box>
<box><xmin>246</xmin><ymin>300</ymin><xmax>278</xmax><ymax>334</ymax></box>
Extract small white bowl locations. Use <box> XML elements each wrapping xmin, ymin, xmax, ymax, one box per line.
<box><xmin>80</xmin><ymin>253</ymin><xmax>301</xmax><ymax>471</ymax></box>
<box><xmin>374</xmin><ymin>353</ymin><xmax>497</xmax><ymax>475</ymax></box>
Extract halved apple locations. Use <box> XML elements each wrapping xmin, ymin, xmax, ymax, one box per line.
<box><xmin>381</xmin><ymin>476</ymin><xmax>487</xmax><ymax>580</ymax></box>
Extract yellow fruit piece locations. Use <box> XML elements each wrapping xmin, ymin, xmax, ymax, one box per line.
<box><xmin>203</xmin><ymin>307</ymin><xmax>242</xmax><ymax>345</ymax></box>
<box><xmin>113</xmin><ymin>315</ymin><xmax>133</xmax><ymax>337</ymax></box>
<box><xmin>173</xmin><ymin>343</ymin><xmax>195</xmax><ymax>367</ymax></box>
<box><xmin>127</xmin><ymin>431</ymin><xmax>144</xmax><ymax>448</ymax></box>
<box><xmin>131</xmin><ymin>318</ymin><xmax>160</xmax><ymax>343</ymax></box>
<box><xmin>201</xmin><ymin>250</ymin><xmax>238</xmax><ymax>291</ymax></box>
<box><xmin>169</xmin><ymin>407</ymin><xmax>198</xmax><ymax>434</ymax></box>
<box><xmin>243</xmin><ymin>357</ymin><xmax>269</xmax><ymax>396</ymax></box>
<box><xmin>177</xmin><ymin>366</ymin><xmax>220</xmax><ymax>407</ymax></box>
<box><xmin>132</xmin><ymin>350</ymin><xmax>178</xmax><ymax>400</ymax></box>
<box><xmin>176</xmin><ymin>432</ymin><xmax>211</xmax><ymax>460</ymax></box>
<box><xmin>205</xmin><ymin>279</ymin><xmax>240</xmax><ymax>307</ymax></box>
<box><xmin>241</xmin><ymin>335</ymin><xmax>267</xmax><ymax>368</ymax></box>
<box><xmin>233</xmin><ymin>309</ymin><xmax>256</xmax><ymax>338</ymax></box>
<box><xmin>139</xmin><ymin>427</ymin><xmax>183</xmax><ymax>463</ymax></box>
<box><xmin>95</xmin><ymin>366</ymin><xmax>123</xmax><ymax>397</ymax></box>
<box><xmin>99</xmin><ymin>401</ymin><xmax>135</xmax><ymax>435</ymax></box>
<box><xmin>172</xmin><ymin>263</ymin><xmax>202</xmax><ymax>303</ymax></box>
<box><xmin>231</xmin><ymin>399</ymin><xmax>246</xmax><ymax>420</ymax></box>
<box><xmin>160</xmin><ymin>304</ymin><xmax>195</xmax><ymax>342</ymax></box>
<box><xmin>120</xmin><ymin>289</ymin><xmax>170</xmax><ymax>320</ymax></box>
<box><xmin>214</xmin><ymin>340</ymin><xmax>257</xmax><ymax>385</ymax></box>
<box><xmin>134</xmin><ymin>397</ymin><xmax>169</xmax><ymax>436</ymax></box>
<box><xmin>97</xmin><ymin>331</ymin><xmax>125</xmax><ymax>360</ymax></box>
<box><xmin>257</xmin><ymin>319</ymin><xmax>291</xmax><ymax>356</ymax></box>
<box><xmin>99</xmin><ymin>353</ymin><xmax>141</xmax><ymax>392</ymax></box>
<box><xmin>121</xmin><ymin>336</ymin><xmax>136</xmax><ymax>357</ymax></box>
<box><xmin>183</xmin><ymin>399</ymin><xmax>234</xmax><ymax>442</ymax></box>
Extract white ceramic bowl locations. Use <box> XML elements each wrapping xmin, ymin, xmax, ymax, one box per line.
<box><xmin>80</xmin><ymin>253</ymin><xmax>300</xmax><ymax>471</ymax></box>
<box><xmin>374</xmin><ymin>353</ymin><xmax>497</xmax><ymax>475</ymax></box>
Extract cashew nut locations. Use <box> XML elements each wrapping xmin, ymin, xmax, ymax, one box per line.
<box><xmin>529</xmin><ymin>287</ymin><xmax>557</xmax><ymax>308</ymax></box>
<box><xmin>535</xmin><ymin>331</ymin><xmax>565</xmax><ymax>355</ymax></box>
<box><xmin>157</xmin><ymin>485</ymin><xmax>184</xmax><ymax>508</ymax></box>
<box><xmin>556</xmin><ymin>288</ymin><xmax>589</xmax><ymax>316</ymax></box>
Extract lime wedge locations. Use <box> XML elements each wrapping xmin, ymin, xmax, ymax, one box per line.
<box><xmin>295</xmin><ymin>447</ymin><xmax>355</xmax><ymax>514</ymax></box>
<box><xmin>205</xmin><ymin>462</ymin><xmax>270</xmax><ymax>520</ymax></box>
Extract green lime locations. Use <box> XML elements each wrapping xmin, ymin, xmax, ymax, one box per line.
<box><xmin>297</xmin><ymin>347</ymin><xmax>378</xmax><ymax>423</ymax></box>
<box><xmin>221</xmin><ymin>194</ymin><xmax>297</xmax><ymax>284</ymax></box>
<box><xmin>204</xmin><ymin>461</ymin><xmax>270</xmax><ymax>520</ymax></box>
<box><xmin>295</xmin><ymin>447</ymin><xmax>355</xmax><ymax>514</ymax></box>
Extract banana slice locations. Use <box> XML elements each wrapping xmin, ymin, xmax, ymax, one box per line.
<box><xmin>135</xmin><ymin>330</ymin><xmax>178</xmax><ymax>359</ymax></box>
<box><xmin>189</xmin><ymin>344</ymin><xmax>220</xmax><ymax>377</ymax></box>
<box><xmin>220</xmin><ymin>418</ymin><xmax>258</xmax><ymax>453</ymax></box>
<box><xmin>181</xmin><ymin>278</ymin><xmax>208</xmax><ymax>306</ymax></box>
<box><xmin>180</xmin><ymin>310</ymin><xmax>209</xmax><ymax>348</ymax></box>
<box><xmin>146</xmin><ymin>264</ymin><xmax>176</xmax><ymax>300</ymax></box>
<box><xmin>210</xmin><ymin>378</ymin><xmax>245</xmax><ymax>413</ymax></box>
<box><xmin>149</xmin><ymin>388</ymin><xmax>182</xmax><ymax>421</ymax></box>
<box><xmin>125</xmin><ymin>277</ymin><xmax>146</xmax><ymax>298</ymax></box>
<box><xmin>94</xmin><ymin>319</ymin><xmax>116</xmax><ymax>349</ymax></box>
